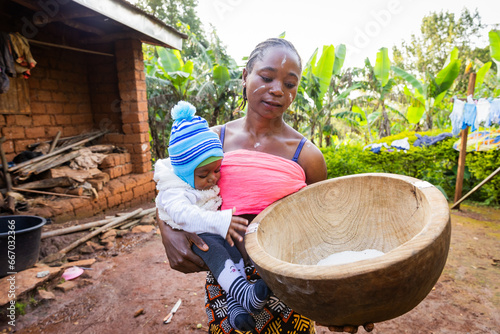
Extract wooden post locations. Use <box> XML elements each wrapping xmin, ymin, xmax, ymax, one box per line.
<box><xmin>0</xmin><ymin>137</ymin><xmax>15</xmax><ymax>212</ymax></box>
<box><xmin>453</xmin><ymin>72</ymin><xmax>476</xmax><ymax>209</ymax></box>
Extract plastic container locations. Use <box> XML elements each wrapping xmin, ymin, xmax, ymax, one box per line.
<box><xmin>0</xmin><ymin>215</ymin><xmax>46</xmax><ymax>277</ymax></box>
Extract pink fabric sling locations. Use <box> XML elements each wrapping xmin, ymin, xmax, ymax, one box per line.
<box><xmin>218</xmin><ymin>149</ymin><xmax>307</xmax><ymax>215</ymax></box>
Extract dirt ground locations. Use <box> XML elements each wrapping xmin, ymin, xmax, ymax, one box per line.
<box><xmin>1</xmin><ymin>203</ymin><xmax>499</xmax><ymax>334</ymax></box>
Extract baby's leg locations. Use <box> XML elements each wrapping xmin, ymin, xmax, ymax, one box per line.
<box><xmin>193</xmin><ymin>233</ymin><xmax>270</xmax><ymax>314</ymax></box>
<box><xmin>227</xmin><ymin>295</ymin><xmax>255</xmax><ymax>331</ymax></box>
<box><xmin>223</xmin><ymin>239</ymin><xmax>247</xmax><ymax>276</ymax></box>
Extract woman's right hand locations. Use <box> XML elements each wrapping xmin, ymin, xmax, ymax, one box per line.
<box><xmin>157</xmin><ymin>210</ymin><xmax>209</xmax><ymax>273</ymax></box>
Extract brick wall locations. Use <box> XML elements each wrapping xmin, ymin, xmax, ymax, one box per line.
<box><xmin>31</xmin><ymin>172</ymin><xmax>156</xmax><ymax>223</ymax></box>
<box><xmin>1</xmin><ymin>46</ymin><xmax>94</xmax><ymax>161</ymax></box>
<box><xmin>0</xmin><ymin>38</ymin><xmax>156</xmax><ymax>221</ymax></box>
<box><xmin>112</xmin><ymin>39</ymin><xmax>152</xmax><ymax>174</ymax></box>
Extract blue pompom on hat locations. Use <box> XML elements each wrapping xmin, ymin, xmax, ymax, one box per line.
<box><xmin>168</xmin><ymin>101</ymin><xmax>223</xmax><ymax>188</ymax></box>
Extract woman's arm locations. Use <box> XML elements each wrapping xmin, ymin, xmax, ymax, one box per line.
<box><xmin>156</xmin><ymin>209</ymin><xmax>209</xmax><ymax>273</ymax></box>
<box><xmin>297</xmin><ymin>140</ymin><xmax>328</xmax><ymax>185</ymax></box>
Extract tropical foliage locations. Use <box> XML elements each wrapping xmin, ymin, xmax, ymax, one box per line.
<box><xmin>140</xmin><ymin>3</ymin><xmax>499</xmax><ymax>204</ymax></box>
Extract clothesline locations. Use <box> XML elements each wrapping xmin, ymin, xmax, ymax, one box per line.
<box><xmin>449</xmin><ymin>95</ymin><xmax>500</xmax><ymax>136</ymax></box>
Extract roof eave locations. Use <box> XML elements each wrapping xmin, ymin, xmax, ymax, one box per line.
<box><xmin>71</xmin><ymin>0</ymin><xmax>186</xmax><ymax>49</ymax></box>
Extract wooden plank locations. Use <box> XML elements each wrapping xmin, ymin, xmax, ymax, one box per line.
<box><xmin>47</xmin><ymin>166</ymin><xmax>101</xmax><ymax>181</ymax></box>
<box><xmin>15</xmin><ymin>177</ymin><xmax>74</xmax><ymax>190</ymax></box>
<box><xmin>8</xmin><ymin>131</ymin><xmax>106</xmax><ymax>173</ymax></box>
<box><xmin>42</xmin><ymin>208</ymin><xmax>144</xmax><ymax>263</ymax></box>
<box><xmin>451</xmin><ymin>166</ymin><xmax>500</xmax><ymax>209</ymax></box>
<box><xmin>12</xmin><ymin>187</ymin><xmax>91</xmax><ymax>199</ymax></box>
<box><xmin>48</xmin><ymin>131</ymin><xmax>62</xmax><ymax>153</ymax></box>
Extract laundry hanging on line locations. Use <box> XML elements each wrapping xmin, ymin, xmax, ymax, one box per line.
<box><xmin>450</xmin><ymin>96</ymin><xmax>500</xmax><ymax>135</ymax></box>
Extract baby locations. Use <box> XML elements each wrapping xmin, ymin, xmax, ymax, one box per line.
<box><xmin>154</xmin><ymin>101</ymin><xmax>270</xmax><ymax>331</ymax></box>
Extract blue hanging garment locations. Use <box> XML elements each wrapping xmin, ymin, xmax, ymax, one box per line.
<box><xmin>462</xmin><ymin>98</ymin><xmax>477</xmax><ymax>132</ymax></box>
<box><xmin>449</xmin><ymin>98</ymin><xmax>465</xmax><ymax>136</ymax></box>
<box><xmin>490</xmin><ymin>99</ymin><xmax>500</xmax><ymax>125</ymax></box>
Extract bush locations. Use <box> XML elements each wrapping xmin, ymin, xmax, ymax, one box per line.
<box><xmin>321</xmin><ymin>131</ymin><xmax>500</xmax><ymax>205</ymax></box>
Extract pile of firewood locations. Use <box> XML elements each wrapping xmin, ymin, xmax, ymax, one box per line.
<box><xmin>0</xmin><ymin>130</ymin><xmax>126</xmax><ymax>213</ymax></box>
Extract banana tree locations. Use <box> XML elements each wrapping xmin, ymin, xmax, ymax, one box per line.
<box><xmin>195</xmin><ymin>63</ymin><xmax>242</xmax><ymax>126</ymax></box>
<box><xmin>294</xmin><ymin>44</ymin><xmax>336</xmax><ymax>146</ymax></box>
<box><xmin>146</xmin><ymin>46</ymin><xmax>195</xmax><ymax>100</ymax></box>
<box><xmin>489</xmin><ymin>30</ymin><xmax>500</xmax><ymax>82</ymax></box>
<box><xmin>392</xmin><ymin>47</ymin><xmax>461</xmax><ymax>129</ymax></box>
<box><xmin>363</xmin><ymin>47</ymin><xmax>397</xmax><ymax>138</ymax></box>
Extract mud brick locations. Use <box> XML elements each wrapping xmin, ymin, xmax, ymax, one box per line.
<box><xmin>107</xmin><ymin>193</ymin><xmax>122</xmax><ymax>208</ymax></box>
<box><xmin>131</xmin><ymin>122</ymin><xmax>149</xmax><ymax>133</ymax></box>
<box><xmin>46</xmin><ymin>126</ymin><xmax>63</xmax><ymax>137</ymax></box>
<box><xmin>122</xmin><ymin>123</ymin><xmax>133</xmax><ymax>134</ymax></box>
<box><xmin>135</xmin><ymin>172</ymin><xmax>154</xmax><ymax>185</ymax></box>
<box><xmin>2</xmin><ymin>140</ymin><xmax>14</xmax><ymax>154</ymax></box>
<box><xmin>123</xmin><ymin>153</ymin><xmax>131</xmax><ymax>164</ymax></box>
<box><xmin>102</xmin><ymin>165</ymin><xmax>121</xmax><ymax>179</ymax></box>
<box><xmin>123</xmin><ymin>133</ymin><xmax>148</xmax><ymax>144</ymax></box>
<box><xmin>47</xmin><ymin>103</ymin><xmax>64</xmax><ymax>114</ymax></box>
<box><xmin>103</xmin><ymin>133</ymin><xmax>124</xmax><ymax>144</ymax></box>
<box><xmin>14</xmin><ymin>139</ymin><xmax>33</xmax><ymax>152</ymax></box>
<box><xmin>123</xmin><ymin>175</ymin><xmax>137</xmax><ymax>191</ymax></box>
<box><xmin>121</xmin><ymin>190</ymin><xmax>134</xmax><ymax>203</ymax></box>
<box><xmin>132</xmin><ymin>184</ymin><xmax>146</xmax><ymax>198</ymax></box>
<box><xmin>92</xmin><ymin>199</ymin><xmax>108</xmax><ymax>214</ymax></box>
<box><xmin>144</xmin><ymin>180</ymin><xmax>156</xmax><ymax>193</ymax></box>
<box><xmin>54</xmin><ymin>114</ymin><xmax>72</xmax><ymax>126</ymax></box>
<box><xmin>123</xmin><ymin>163</ymin><xmax>133</xmax><ymax>175</ymax></box>
<box><xmin>100</xmin><ymin>153</ymin><xmax>130</xmax><ymax>169</ymax></box>
<box><xmin>108</xmin><ymin>180</ymin><xmax>126</xmax><ymax>195</ymax></box>
<box><xmin>99</xmin><ymin>154</ymin><xmax>117</xmax><ymax>169</ymax></box>
<box><xmin>13</xmin><ymin>114</ymin><xmax>33</xmax><ymax>126</ymax></box>
<box><xmin>26</xmin><ymin>127</ymin><xmax>46</xmax><ymax>139</ymax></box>
<box><xmin>2</xmin><ymin>126</ymin><xmax>25</xmax><ymax>139</ymax></box>
<box><xmin>32</xmin><ymin>115</ymin><xmax>52</xmax><ymax>126</ymax></box>
<box><xmin>32</xmin><ymin>90</ymin><xmax>52</xmax><ymax>102</ymax></box>
<box><xmin>29</xmin><ymin>102</ymin><xmax>46</xmax><ymax>114</ymax></box>
<box><xmin>69</xmin><ymin>198</ymin><xmax>88</xmax><ymax>211</ymax></box>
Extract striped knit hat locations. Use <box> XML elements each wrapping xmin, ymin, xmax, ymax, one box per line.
<box><xmin>168</xmin><ymin>101</ymin><xmax>223</xmax><ymax>188</ymax></box>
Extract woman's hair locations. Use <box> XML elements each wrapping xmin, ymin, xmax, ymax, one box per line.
<box><xmin>239</xmin><ymin>38</ymin><xmax>302</xmax><ymax>110</ymax></box>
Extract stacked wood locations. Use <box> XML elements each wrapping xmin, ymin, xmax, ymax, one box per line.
<box><xmin>0</xmin><ymin>130</ymin><xmax>133</xmax><ymax>214</ymax></box>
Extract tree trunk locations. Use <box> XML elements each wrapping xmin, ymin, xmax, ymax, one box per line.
<box><xmin>210</xmin><ymin>106</ymin><xmax>220</xmax><ymax>127</ymax></box>
<box><xmin>325</xmin><ymin>110</ymin><xmax>332</xmax><ymax>147</ymax></box>
<box><xmin>378</xmin><ymin>103</ymin><xmax>391</xmax><ymax>138</ymax></box>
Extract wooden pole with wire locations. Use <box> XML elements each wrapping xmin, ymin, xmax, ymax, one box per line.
<box><xmin>453</xmin><ymin>72</ymin><xmax>476</xmax><ymax>210</ymax></box>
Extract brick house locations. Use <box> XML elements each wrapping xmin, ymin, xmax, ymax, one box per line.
<box><xmin>0</xmin><ymin>0</ymin><xmax>186</xmax><ymax>222</ymax></box>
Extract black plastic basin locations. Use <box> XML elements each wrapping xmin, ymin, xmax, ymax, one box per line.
<box><xmin>0</xmin><ymin>215</ymin><xmax>46</xmax><ymax>277</ymax></box>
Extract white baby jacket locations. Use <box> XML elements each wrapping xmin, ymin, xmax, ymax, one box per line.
<box><xmin>153</xmin><ymin>158</ymin><xmax>232</xmax><ymax>239</ymax></box>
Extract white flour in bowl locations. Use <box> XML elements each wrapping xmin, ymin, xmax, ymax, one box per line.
<box><xmin>317</xmin><ymin>249</ymin><xmax>385</xmax><ymax>266</ymax></box>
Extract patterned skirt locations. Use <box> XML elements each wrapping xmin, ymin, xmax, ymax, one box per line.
<box><xmin>204</xmin><ymin>264</ymin><xmax>316</xmax><ymax>334</ymax></box>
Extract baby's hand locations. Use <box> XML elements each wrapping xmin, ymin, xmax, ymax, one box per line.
<box><xmin>226</xmin><ymin>208</ymin><xmax>248</xmax><ymax>246</ymax></box>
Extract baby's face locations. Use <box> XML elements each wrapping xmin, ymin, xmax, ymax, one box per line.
<box><xmin>194</xmin><ymin>159</ymin><xmax>222</xmax><ymax>190</ymax></box>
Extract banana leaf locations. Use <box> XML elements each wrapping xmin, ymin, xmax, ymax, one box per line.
<box><xmin>374</xmin><ymin>47</ymin><xmax>390</xmax><ymax>87</ymax></box>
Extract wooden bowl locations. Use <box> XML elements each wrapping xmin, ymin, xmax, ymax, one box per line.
<box><xmin>245</xmin><ymin>173</ymin><xmax>451</xmax><ymax>326</ymax></box>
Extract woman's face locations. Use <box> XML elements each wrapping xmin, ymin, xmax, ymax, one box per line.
<box><xmin>243</xmin><ymin>47</ymin><xmax>301</xmax><ymax>119</ymax></box>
